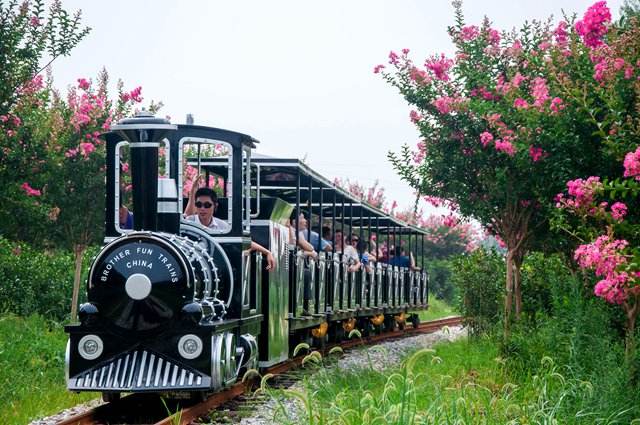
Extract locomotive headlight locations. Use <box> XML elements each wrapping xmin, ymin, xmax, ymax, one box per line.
<box><xmin>178</xmin><ymin>334</ymin><xmax>203</xmax><ymax>359</ymax></box>
<box><xmin>78</xmin><ymin>335</ymin><xmax>104</xmax><ymax>360</ymax></box>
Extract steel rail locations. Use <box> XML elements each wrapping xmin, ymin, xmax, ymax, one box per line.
<box><xmin>57</xmin><ymin>316</ymin><xmax>463</xmax><ymax>425</ymax></box>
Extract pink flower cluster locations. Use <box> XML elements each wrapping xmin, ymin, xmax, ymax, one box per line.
<box><xmin>422</xmin><ymin>196</ymin><xmax>458</xmax><ymax>210</ymax></box>
<box><xmin>528</xmin><ymin>146</ymin><xmax>547</xmax><ymax>162</ymax></box>
<box><xmin>623</xmin><ymin>147</ymin><xmax>640</xmax><ymax>180</ymax></box>
<box><xmin>373</xmin><ymin>64</ymin><xmax>385</xmax><ymax>74</ymax></box>
<box><xmin>21</xmin><ymin>182</ymin><xmax>41</xmax><ymax>197</ymax></box>
<box><xmin>481</xmin><ymin>114</ymin><xmax>517</xmax><ymax>156</ymax></box>
<box><xmin>575</xmin><ymin>1</ymin><xmax>611</xmax><ymax>49</ymax></box>
<box><xmin>555</xmin><ymin>176</ymin><xmax>603</xmax><ymax>210</ymax></box>
<box><xmin>409</xmin><ymin>66</ymin><xmax>430</xmax><ymax>85</ymax></box>
<box><xmin>432</xmin><ymin>95</ymin><xmax>466</xmax><ymax>114</ymax></box>
<box><xmin>531</xmin><ymin>77</ymin><xmax>550</xmax><ymax>109</ymax></box>
<box><xmin>120</xmin><ymin>86</ymin><xmax>143</xmax><ymax>103</ymax></box>
<box><xmin>610</xmin><ymin>202</ymin><xmax>627</xmax><ymax>222</ymax></box>
<box><xmin>425</xmin><ymin>54</ymin><xmax>454</xmax><ymax>82</ymax></box>
<box><xmin>460</xmin><ymin>25</ymin><xmax>479</xmax><ymax>41</ymax></box>
<box><xmin>591</xmin><ymin>53</ymin><xmax>636</xmax><ymax>82</ymax></box>
<box><xmin>409</xmin><ymin>110</ymin><xmax>422</xmax><ymax>123</ymax></box>
<box><xmin>574</xmin><ymin>235</ymin><xmax>633</xmax><ymax>304</ymax></box>
<box><xmin>554</xmin><ymin>21</ymin><xmax>569</xmax><ymax>47</ymax></box>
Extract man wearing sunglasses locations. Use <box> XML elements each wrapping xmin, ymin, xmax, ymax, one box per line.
<box><xmin>185</xmin><ymin>187</ymin><xmax>231</xmax><ymax>232</ymax></box>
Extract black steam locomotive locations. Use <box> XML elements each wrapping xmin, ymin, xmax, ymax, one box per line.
<box><xmin>65</xmin><ymin>112</ymin><xmax>429</xmax><ymax>400</ymax></box>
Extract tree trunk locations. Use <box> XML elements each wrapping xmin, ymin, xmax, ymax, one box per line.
<box><xmin>70</xmin><ymin>244</ymin><xmax>86</xmax><ymax>320</ymax></box>
<box><xmin>504</xmin><ymin>249</ymin><xmax>514</xmax><ymax>337</ymax></box>
<box><xmin>513</xmin><ymin>252</ymin><xmax>524</xmax><ymax>320</ymax></box>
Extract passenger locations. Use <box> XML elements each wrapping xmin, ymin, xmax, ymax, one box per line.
<box><xmin>355</xmin><ymin>239</ymin><xmax>373</xmax><ymax>273</ymax></box>
<box><xmin>334</xmin><ymin>229</ymin><xmax>360</xmax><ymax>272</ymax></box>
<box><xmin>321</xmin><ymin>225</ymin><xmax>333</xmax><ymax>252</ymax></box>
<box><xmin>247</xmin><ymin>241</ymin><xmax>276</xmax><ymax>271</ymax></box>
<box><xmin>287</xmin><ymin>212</ymin><xmax>317</xmax><ymax>258</ymax></box>
<box><xmin>368</xmin><ymin>235</ymin><xmax>380</xmax><ymax>262</ymax></box>
<box><xmin>293</xmin><ymin>212</ymin><xmax>328</xmax><ymax>250</ymax></box>
<box><xmin>184</xmin><ymin>186</ymin><xmax>231</xmax><ymax>232</ymax></box>
<box><xmin>119</xmin><ymin>205</ymin><xmax>133</xmax><ymax>230</ymax></box>
<box><xmin>388</xmin><ymin>246</ymin><xmax>411</xmax><ymax>268</ymax></box>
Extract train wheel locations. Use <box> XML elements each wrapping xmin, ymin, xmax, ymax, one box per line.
<box><xmin>383</xmin><ymin>315</ymin><xmax>395</xmax><ymax>332</ymax></box>
<box><xmin>333</xmin><ymin>324</ymin><xmax>345</xmax><ymax>342</ymax></box>
<box><xmin>102</xmin><ymin>392</ymin><xmax>120</xmax><ymax>403</ymax></box>
<box><xmin>410</xmin><ymin>314</ymin><xmax>420</xmax><ymax>329</ymax></box>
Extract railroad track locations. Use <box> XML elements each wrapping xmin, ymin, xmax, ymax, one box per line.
<box><xmin>57</xmin><ymin>316</ymin><xmax>462</xmax><ymax>425</ymax></box>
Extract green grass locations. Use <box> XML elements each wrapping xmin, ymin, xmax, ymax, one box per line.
<box><xmin>0</xmin><ymin>314</ymin><xmax>97</xmax><ymax>425</ymax></box>
<box><xmin>270</xmin><ymin>337</ymin><xmax>640</xmax><ymax>424</ymax></box>
<box><xmin>418</xmin><ymin>296</ymin><xmax>458</xmax><ymax>322</ymax></box>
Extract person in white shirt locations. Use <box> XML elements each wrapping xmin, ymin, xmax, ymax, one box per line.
<box><xmin>334</xmin><ymin>229</ymin><xmax>361</xmax><ymax>272</ymax></box>
<box><xmin>185</xmin><ymin>177</ymin><xmax>275</xmax><ymax>270</ymax></box>
<box><xmin>185</xmin><ymin>187</ymin><xmax>231</xmax><ymax>232</ymax></box>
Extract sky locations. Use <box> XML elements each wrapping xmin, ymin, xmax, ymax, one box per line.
<box><xmin>50</xmin><ymin>0</ymin><xmax>623</xmax><ymax>215</ymax></box>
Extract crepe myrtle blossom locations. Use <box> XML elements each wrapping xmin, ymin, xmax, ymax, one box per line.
<box><xmin>21</xmin><ymin>182</ymin><xmax>41</xmax><ymax>197</ymax></box>
<box><xmin>77</xmin><ymin>78</ymin><xmax>90</xmax><ymax>90</ymax></box>
<box><xmin>555</xmin><ymin>176</ymin><xmax>603</xmax><ymax>210</ymax></box>
<box><xmin>575</xmin><ymin>1</ymin><xmax>611</xmax><ymax>49</ymax></box>
<box><xmin>610</xmin><ymin>202</ymin><xmax>627</xmax><ymax>222</ymax></box>
<box><xmin>460</xmin><ymin>25</ymin><xmax>480</xmax><ymax>41</ymax></box>
<box><xmin>529</xmin><ymin>146</ymin><xmax>547</xmax><ymax>162</ymax></box>
<box><xmin>425</xmin><ymin>53</ymin><xmax>454</xmax><ymax>81</ymax></box>
<box><xmin>409</xmin><ymin>110</ymin><xmax>422</xmax><ymax>123</ymax></box>
<box><xmin>623</xmin><ymin>147</ymin><xmax>640</xmax><ymax>181</ymax></box>
<box><xmin>478</xmin><ymin>132</ymin><xmax>493</xmax><ymax>148</ymax></box>
<box><xmin>574</xmin><ymin>235</ymin><xmax>636</xmax><ymax>305</ymax></box>
<box><xmin>494</xmin><ymin>139</ymin><xmax>515</xmax><ymax>156</ymax></box>
<box><xmin>373</xmin><ymin>64</ymin><xmax>385</xmax><ymax>74</ymax></box>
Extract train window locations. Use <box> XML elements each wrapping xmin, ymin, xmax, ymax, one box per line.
<box><xmin>114</xmin><ymin>139</ymin><xmax>173</xmax><ymax>234</ymax></box>
<box><xmin>179</xmin><ymin>138</ymin><xmax>232</xmax><ymax>234</ymax></box>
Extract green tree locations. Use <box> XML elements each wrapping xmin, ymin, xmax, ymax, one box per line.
<box><xmin>0</xmin><ymin>0</ymin><xmax>90</xmax><ymax>115</ymax></box>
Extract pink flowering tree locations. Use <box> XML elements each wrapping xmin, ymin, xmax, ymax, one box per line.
<box><xmin>378</xmin><ymin>1</ymin><xmax>625</xmax><ymax>334</ymax></box>
<box><xmin>0</xmin><ymin>67</ymin><xmax>148</xmax><ymax>318</ymax></box>
<box><xmin>333</xmin><ymin>178</ymin><xmax>387</xmax><ymax>209</ymax></box>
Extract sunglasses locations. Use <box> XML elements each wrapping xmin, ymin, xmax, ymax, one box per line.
<box><xmin>195</xmin><ymin>201</ymin><xmax>214</xmax><ymax>209</ymax></box>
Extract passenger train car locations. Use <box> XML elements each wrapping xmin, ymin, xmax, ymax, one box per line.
<box><xmin>65</xmin><ymin>112</ymin><xmax>430</xmax><ymax>400</ymax></box>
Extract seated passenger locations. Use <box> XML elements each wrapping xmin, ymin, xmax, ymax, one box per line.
<box><xmin>119</xmin><ymin>205</ymin><xmax>133</xmax><ymax>230</ymax></box>
<box><xmin>388</xmin><ymin>246</ymin><xmax>411</xmax><ymax>268</ymax></box>
<box><xmin>294</xmin><ymin>214</ymin><xmax>331</xmax><ymax>252</ymax></box>
<box><xmin>320</xmin><ymin>225</ymin><xmax>333</xmax><ymax>252</ymax></box>
<box><xmin>334</xmin><ymin>229</ymin><xmax>361</xmax><ymax>272</ymax></box>
<box><xmin>287</xmin><ymin>212</ymin><xmax>317</xmax><ymax>258</ymax></box>
<box><xmin>184</xmin><ymin>187</ymin><xmax>230</xmax><ymax>232</ymax></box>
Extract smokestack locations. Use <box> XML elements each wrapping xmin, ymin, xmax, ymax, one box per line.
<box><xmin>186</xmin><ymin>114</ymin><xmax>194</xmax><ymax>125</ymax></box>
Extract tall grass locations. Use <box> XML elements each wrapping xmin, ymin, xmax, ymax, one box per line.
<box><xmin>270</xmin><ymin>337</ymin><xmax>640</xmax><ymax>424</ymax></box>
<box><xmin>0</xmin><ymin>314</ymin><xmax>97</xmax><ymax>424</ymax></box>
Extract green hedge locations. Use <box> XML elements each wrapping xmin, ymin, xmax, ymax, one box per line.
<box><xmin>0</xmin><ymin>237</ymin><xmax>96</xmax><ymax>321</ymax></box>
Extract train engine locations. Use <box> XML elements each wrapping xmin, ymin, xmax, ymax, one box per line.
<box><xmin>65</xmin><ymin>112</ymin><xmax>262</xmax><ymax>400</ymax></box>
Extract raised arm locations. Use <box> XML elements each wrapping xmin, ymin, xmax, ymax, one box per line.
<box><xmin>183</xmin><ymin>175</ymin><xmax>202</xmax><ymax>217</ymax></box>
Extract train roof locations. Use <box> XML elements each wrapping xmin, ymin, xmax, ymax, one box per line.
<box><xmin>194</xmin><ymin>154</ymin><xmax>427</xmax><ymax>235</ymax></box>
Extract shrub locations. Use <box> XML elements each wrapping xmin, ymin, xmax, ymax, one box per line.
<box><xmin>426</xmin><ymin>259</ymin><xmax>455</xmax><ymax>303</ymax></box>
<box><xmin>450</xmin><ymin>249</ymin><xmax>504</xmax><ymax>336</ymax></box>
<box><xmin>0</xmin><ymin>237</ymin><xmax>96</xmax><ymax>321</ymax></box>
